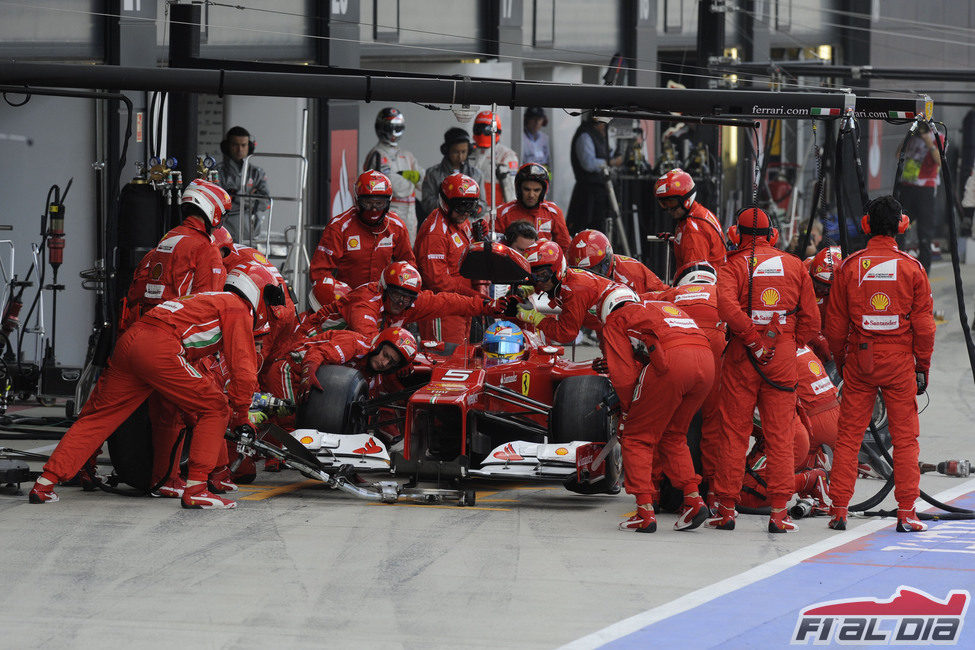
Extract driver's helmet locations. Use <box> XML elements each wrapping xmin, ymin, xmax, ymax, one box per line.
<box><xmin>482</xmin><ymin>320</ymin><xmax>524</xmax><ymax>366</ymax></box>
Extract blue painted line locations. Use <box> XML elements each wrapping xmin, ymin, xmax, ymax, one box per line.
<box><xmin>593</xmin><ymin>489</ymin><xmax>975</xmax><ymax>649</ymax></box>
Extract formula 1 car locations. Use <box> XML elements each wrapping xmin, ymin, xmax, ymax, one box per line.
<box><xmin>233</xmin><ymin>242</ymin><xmax>622</xmax><ymax>505</ymax></box>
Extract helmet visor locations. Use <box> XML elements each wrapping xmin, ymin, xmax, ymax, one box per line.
<box><xmin>530</xmin><ymin>266</ymin><xmax>555</xmax><ymax>285</ymax></box>
<box><xmin>385</xmin><ymin>285</ymin><xmax>418</xmax><ymax>308</ymax></box>
<box><xmin>483</xmin><ymin>340</ymin><xmax>522</xmax><ymax>356</ymax></box>
<box><xmin>450</xmin><ymin>198</ymin><xmax>480</xmax><ymax>217</ymax></box>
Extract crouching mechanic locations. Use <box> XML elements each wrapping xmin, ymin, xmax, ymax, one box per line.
<box><xmin>568</xmin><ymin>229</ymin><xmax>667</xmax><ymax>293</ymax></box>
<box><xmin>597</xmin><ymin>286</ymin><xmax>714</xmax><ymax>532</ymax></box>
<box><xmin>825</xmin><ymin>196</ymin><xmax>936</xmax><ymax>533</ymax></box>
<box><xmin>29</xmin><ymin>262</ymin><xmax>286</xmax><ymax>509</ymax></box>
<box><xmin>709</xmin><ymin>207</ymin><xmax>820</xmax><ymax>533</ymax></box>
<box><xmin>338</xmin><ymin>261</ymin><xmax>506</xmax><ymax>342</ymax></box>
<box><xmin>301</xmin><ymin>327</ymin><xmax>418</xmax><ymax>396</ymax></box>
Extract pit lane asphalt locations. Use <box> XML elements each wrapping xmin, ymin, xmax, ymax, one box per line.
<box><xmin>0</xmin><ymin>260</ymin><xmax>972</xmax><ymax>650</ymax></box>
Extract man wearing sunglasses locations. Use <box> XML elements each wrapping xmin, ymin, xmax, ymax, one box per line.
<box><xmin>654</xmin><ymin>168</ymin><xmax>727</xmax><ymax>271</ymax></box>
<box><xmin>517</xmin><ymin>240</ymin><xmax>615</xmax><ymax>344</ymax></box>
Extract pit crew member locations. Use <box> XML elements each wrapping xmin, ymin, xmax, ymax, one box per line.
<box><xmin>310</xmin><ymin>170</ymin><xmax>415</xmax><ymax>290</ymax></box>
<box><xmin>652</xmin><ymin>261</ymin><xmax>724</xmax><ymax>500</ymax></box>
<box><xmin>121</xmin><ymin>179</ymin><xmax>230</xmax><ymax>330</ymax></box>
<box><xmin>494</xmin><ymin>163</ymin><xmax>570</xmax><ymax>251</ymax></box>
<box><xmin>598</xmin><ymin>287</ymin><xmax>714</xmax><ymax>533</ymax></box>
<box><xmin>517</xmin><ymin>240</ymin><xmax>614</xmax><ymax>344</ymax></box>
<box><xmin>29</xmin><ymin>263</ymin><xmax>285</xmax><ymax>509</ymax></box>
<box><xmin>414</xmin><ymin>173</ymin><xmax>490</xmax><ymax>344</ymax></box>
<box><xmin>568</xmin><ymin>229</ymin><xmax>667</xmax><ymax>293</ymax></box>
<box><xmin>824</xmin><ymin>196</ymin><xmax>936</xmax><ymax>533</ymax></box>
<box><xmin>808</xmin><ymin>245</ymin><xmax>842</xmax><ymax>331</ymax></box>
<box><xmin>469</xmin><ymin>111</ymin><xmax>519</xmax><ymax>206</ymax></box>
<box><xmin>654</xmin><ymin>169</ymin><xmax>727</xmax><ymax>270</ymax></box>
<box><xmin>708</xmin><ymin>207</ymin><xmax>820</xmax><ymax>533</ymax></box>
<box><xmin>363</xmin><ymin>107</ymin><xmax>424</xmax><ymax>242</ymax></box>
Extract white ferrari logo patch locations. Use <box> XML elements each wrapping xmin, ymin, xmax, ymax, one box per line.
<box><xmin>752</xmin><ymin>256</ymin><xmax>785</xmax><ymax>277</ymax></box>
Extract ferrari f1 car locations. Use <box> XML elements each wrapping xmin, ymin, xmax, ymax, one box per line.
<box><xmin>235</xmin><ymin>241</ymin><xmax>622</xmax><ymax>505</ymax></box>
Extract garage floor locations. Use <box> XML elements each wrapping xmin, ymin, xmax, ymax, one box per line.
<box><xmin>1</xmin><ymin>261</ymin><xmax>974</xmax><ymax>650</ymax></box>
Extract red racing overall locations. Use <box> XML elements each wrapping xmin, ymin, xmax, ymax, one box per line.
<box><xmin>41</xmin><ymin>292</ymin><xmax>259</xmax><ymax>485</ymax></box>
<box><xmin>310</xmin><ymin>206</ymin><xmax>415</xmax><ymax>289</ymax></box>
<box><xmin>825</xmin><ymin>235</ymin><xmax>935</xmax><ymax>511</ymax></box>
<box><xmin>601</xmin><ymin>300</ymin><xmax>714</xmax><ymax>505</ymax></box>
<box><xmin>655</xmin><ymin>283</ymin><xmax>725</xmax><ymax>489</ymax></box>
<box><xmin>413</xmin><ymin>207</ymin><xmax>484</xmax><ymax>343</ymax></box>
<box><xmin>713</xmin><ymin>240</ymin><xmax>820</xmax><ymax>511</ymax></box>
<box><xmin>494</xmin><ymin>199</ymin><xmax>571</xmax><ymax>251</ymax></box>
<box><xmin>673</xmin><ymin>202</ymin><xmax>727</xmax><ymax>270</ymax></box>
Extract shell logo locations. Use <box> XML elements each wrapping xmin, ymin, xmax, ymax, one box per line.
<box><xmin>349</xmin><ymin>236</ymin><xmax>360</xmax><ymax>248</ymax></box>
<box><xmin>760</xmin><ymin>287</ymin><xmax>780</xmax><ymax>306</ymax></box>
<box><xmin>662</xmin><ymin>305</ymin><xmax>681</xmax><ymax>315</ymax></box>
<box><xmin>686</xmin><ymin>286</ymin><xmax>703</xmax><ymax>292</ymax></box>
<box><xmin>555</xmin><ymin>447</ymin><xmax>569</xmax><ymax>456</ymax></box>
<box><xmin>674</xmin><ymin>180</ymin><xmax>681</xmax><ymax>188</ymax></box>
<box><xmin>253</xmin><ymin>252</ymin><xmax>269</xmax><ymax>264</ymax></box>
<box><xmin>808</xmin><ymin>360</ymin><xmax>823</xmax><ymax>376</ymax></box>
<box><xmin>299</xmin><ymin>435</ymin><xmax>314</xmax><ymax>445</ymax></box>
<box><xmin>862</xmin><ymin>258</ymin><xmax>871</xmax><ymax>270</ymax></box>
<box><xmin>870</xmin><ymin>292</ymin><xmax>890</xmax><ymax>311</ymax></box>
<box><xmin>149</xmin><ymin>262</ymin><xmax>163</xmax><ymax>280</ymax></box>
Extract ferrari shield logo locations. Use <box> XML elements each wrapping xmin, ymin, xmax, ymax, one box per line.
<box><xmin>862</xmin><ymin>258</ymin><xmax>871</xmax><ymax>270</ymax></box>
<box><xmin>521</xmin><ymin>371</ymin><xmax>531</xmax><ymax>396</ymax></box>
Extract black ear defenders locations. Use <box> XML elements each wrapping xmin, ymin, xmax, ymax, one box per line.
<box><xmin>220</xmin><ymin>128</ymin><xmax>256</xmax><ymax>157</ymax></box>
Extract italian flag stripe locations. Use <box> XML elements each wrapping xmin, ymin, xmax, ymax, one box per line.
<box><xmin>182</xmin><ymin>326</ymin><xmax>222</xmax><ymax>348</ymax></box>
<box><xmin>810</xmin><ymin>107</ymin><xmax>840</xmax><ymax>116</ymax></box>
<box><xmin>889</xmin><ymin>111</ymin><xmax>914</xmax><ymax>119</ymax></box>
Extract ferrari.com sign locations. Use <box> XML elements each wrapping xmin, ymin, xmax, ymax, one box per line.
<box><xmin>792</xmin><ymin>586</ymin><xmax>970</xmax><ymax>645</ymax></box>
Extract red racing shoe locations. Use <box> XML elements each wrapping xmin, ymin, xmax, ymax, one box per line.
<box><xmin>208</xmin><ymin>466</ymin><xmax>239</xmax><ymax>493</ymax></box>
<box><xmin>28</xmin><ymin>480</ymin><xmax>59</xmax><ymax>504</ymax></box>
<box><xmin>181</xmin><ymin>483</ymin><xmax>237</xmax><ymax>510</ymax></box>
<box><xmin>706</xmin><ymin>503</ymin><xmax>736</xmax><ymax>530</ymax></box>
<box><xmin>620</xmin><ymin>506</ymin><xmax>657</xmax><ymax>533</ymax></box>
<box><xmin>769</xmin><ymin>509</ymin><xmax>798</xmax><ymax>533</ymax></box>
<box><xmin>827</xmin><ymin>506</ymin><xmax>848</xmax><ymax>530</ymax></box>
<box><xmin>896</xmin><ymin>508</ymin><xmax>928</xmax><ymax>533</ymax></box>
<box><xmin>674</xmin><ymin>495</ymin><xmax>708</xmax><ymax>531</ymax></box>
<box><xmin>151</xmin><ymin>476</ymin><xmax>186</xmax><ymax>498</ymax></box>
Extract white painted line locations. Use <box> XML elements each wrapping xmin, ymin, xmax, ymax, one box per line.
<box><xmin>561</xmin><ymin>477</ymin><xmax>975</xmax><ymax>650</ymax></box>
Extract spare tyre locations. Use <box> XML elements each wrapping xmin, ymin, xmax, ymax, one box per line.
<box><xmin>295</xmin><ymin>365</ymin><xmax>368</xmax><ymax>433</ymax></box>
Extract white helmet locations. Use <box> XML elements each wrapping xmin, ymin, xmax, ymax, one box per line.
<box><xmin>181</xmin><ymin>178</ymin><xmax>232</xmax><ymax>228</ymax></box>
<box><xmin>674</xmin><ymin>261</ymin><xmax>718</xmax><ymax>287</ymax></box>
<box><xmin>599</xmin><ymin>285</ymin><xmax>640</xmax><ymax>325</ymax></box>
